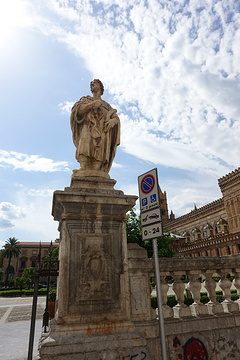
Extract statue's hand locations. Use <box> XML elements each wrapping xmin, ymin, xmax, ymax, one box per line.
<box><xmin>92</xmin><ymin>100</ymin><xmax>102</xmax><ymax>108</ymax></box>
<box><xmin>105</xmin><ymin>117</ymin><xmax>118</xmax><ymax>131</ymax></box>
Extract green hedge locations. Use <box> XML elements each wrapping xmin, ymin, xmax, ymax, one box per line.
<box><xmin>0</xmin><ymin>288</ymin><xmax>48</xmax><ymax>297</ymax></box>
<box><xmin>38</xmin><ymin>288</ymin><xmax>47</xmax><ymax>296</ymax></box>
<box><xmin>151</xmin><ymin>290</ymin><xmax>239</xmax><ymax>309</ymax></box>
<box><xmin>0</xmin><ymin>290</ymin><xmax>23</xmax><ymax>297</ymax></box>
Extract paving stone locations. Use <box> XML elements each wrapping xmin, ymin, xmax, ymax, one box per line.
<box><xmin>7</xmin><ymin>305</ymin><xmax>44</xmax><ymax>322</ymax></box>
<box><xmin>0</xmin><ymin>307</ymin><xmax>8</xmax><ymax>319</ymax></box>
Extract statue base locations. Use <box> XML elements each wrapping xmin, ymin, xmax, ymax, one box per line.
<box><xmin>37</xmin><ymin>175</ymin><xmax>159</xmax><ymax>359</ymax></box>
<box><xmin>72</xmin><ymin>168</ymin><xmax>110</xmax><ymax>180</ymax></box>
<box><xmin>37</xmin><ymin>320</ymin><xmax>152</xmax><ymax>360</ymax></box>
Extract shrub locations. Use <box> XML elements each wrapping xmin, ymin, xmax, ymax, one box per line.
<box><xmin>0</xmin><ymin>287</ymin><xmax>17</xmax><ymax>291</ymax></box>
<box><xmin>200</xmin><ymin>295</ymin><xmax>209</xmax><ymax>304</ymax></box>
<box><xmin>38</xmin><ymin>288</ymin><xmax>47</xmax><ymax>296</ymax></box>
<box><xmin>0</xmin><ymin>290</ymin><xmax>23</xmax><ymax>297</ymax></box>
<box><xmin>165</xmin><ymin>276</ymin><xmax>174</xmax><ymax>284</ymax></box>
<box><xmin>184</xmin><ymin>296</ymin><xmax>194</xmax><ymax>306</ymax></box>
<box><xmin>48</xmin><ymin>287</ymin><xmax>56</xmax><ymax>302</ymax></box>
<box><xmin>167</xmin><ymin>295</ymin><xmax>178</xmax><ymax>308</ymax></box>
<box><xmin>0</xmin><ymin>280</ymin><xmax>4</xmax><ymax>288</ymax></box>
<box><xmin>231</xmin><ymin>293</ymin><xmax>239</xmax><ymax>301</ymax></box>
<box><xmin>14</xmin><ymin>277</ymin><xmax>26</xmax><ymax>290</ymax></box>
<box><xmin>8</xmin><ymin>280</ymin><xmax>15</xmax><ymax>288</ymax></box>
<box><xmin>23</xmin><ymin>289</ymin><xmax>34</xmax><ymax>296</ymax></box>
<box><xmin>227</xmin><ymin>273</ymin><xmax>235</xmax><ymax>282</ymax></box>
<box><xmin>151</xmin><ymin>290</ymin><xmax>239</xmax><ymax>309</ymax></box>
<box><xmin>151</xmin><ymin>296</ymin><xmax>158</xmax><ymax>309</ymax></box>
<box><xmin>181</xmin><ymin>275</ymin><xmax>189</xmax><ymax>283</ymax></box>
<box><xmin>22</xmin><ymin>267</ymin><xmax>36</xmax><ymax>289</ymax></box>
<box><xmin>216</xmin><ymin>294</ymin><xmax>225</xmax><ymax>303</ymax></box>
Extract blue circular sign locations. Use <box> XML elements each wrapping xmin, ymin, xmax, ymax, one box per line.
<box><xmin>141</xmin><ymin>175</ymin><xmax>155</xmax><ymax>194</ymax></box>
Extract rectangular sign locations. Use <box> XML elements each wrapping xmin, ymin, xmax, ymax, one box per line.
<box><xmin>141</xmin><ymin>222</ymin><xmax>163</xmax><ymax>241</ymax></box>
<box><xmin>140</xmin><ymin>207</ymin><xmax>161</xmax><ymax>227</ymax></box>
<box><xmin>138</xmin><ymin>168</ymin><xmax>160</xmax><ymax>213</ymax></box>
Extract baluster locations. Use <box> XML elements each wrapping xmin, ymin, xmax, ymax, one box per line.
<box><xmin>219</xmin><ymin>270</ymin><xmax>239</xmax><ymax>313</ymax></box>
<box><xmin>189</xmin><ymin>271</ymin><xmax>208</xmax><ymax>316</ymax></box>
<box><xmin>204</xmin><ymin>270</ymin><xmax>223</xmax><ymax>315</ymax></box>
<box><xmin>232</xmin><ymin>269</ymin><xmax>240</xmax><ymax>311</ymax></box>
<box><xmin>172</xmin><ymin>272</ymin><xmax>191</xmax><ymax>318</ymax></box>
<box><xmin>160</xmin><ymin>274</ymin><xmax>173</xmax><ymax>319</ymax></box>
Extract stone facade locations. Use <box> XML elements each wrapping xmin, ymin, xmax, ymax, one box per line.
<box><xmin>159</xmin><ymin>187</ymin><xmax>171</xmax><ymax>225</ymax></box>
<box><xmin>1</xmin><ymin>242</ymin><xmax>58</xmax><ymax>281</ymax></box>
<box><xmin>218</xmin><ymin>168</ymin><xmax>240</xmax><ymax>234</ymax></box>
<box><xmin>167</xmin><ymin>168</ymin><xmax>240</xmax><ymax>258</ymax></box>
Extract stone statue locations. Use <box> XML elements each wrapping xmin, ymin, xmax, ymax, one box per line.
<box><xmin>70</xmin><ymin>79</ymin><xmax>120</xmax><ymax>175</ymax></box>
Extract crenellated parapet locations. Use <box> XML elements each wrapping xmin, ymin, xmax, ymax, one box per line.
<box><xmin>168</xmin><ymin>198</ymin><xmax>224</xmax><ymax>228</ymax></box>
<box><xmin>218</xmin><ymin>168</ymin><xmax>240</xmax><ymax>234</ymax></box>
<box><xmin>218</xmin><ymin>167</ymin><xmax>240</xmax><ymax>189</ymax></box>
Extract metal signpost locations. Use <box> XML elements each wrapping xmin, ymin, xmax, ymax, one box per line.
<box><xmin>138</xmin><ymin>168</ymin><xmax>168</xmax><ymax>360</ymax></box>
<box><xmin>27</xmin><ymin>242</ymin><xmax>59</xmax><ymax>360</ymax></box>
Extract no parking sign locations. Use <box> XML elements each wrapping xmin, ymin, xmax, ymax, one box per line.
<box><xmin>138</xmin><ymin>168</ymin><xmax>160</xmax><ymax>212</ymax></box>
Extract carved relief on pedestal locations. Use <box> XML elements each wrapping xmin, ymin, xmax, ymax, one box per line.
<box><xmin>80</xmin><ymin>243</ymin><xmax>110</xmax><ymax>298</ymax></box>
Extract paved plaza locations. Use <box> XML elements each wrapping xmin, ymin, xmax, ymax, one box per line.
<box><xmin>0</xmin><ymin>296</ymin><xmax>46</xmax><ymax>360</ymax></box>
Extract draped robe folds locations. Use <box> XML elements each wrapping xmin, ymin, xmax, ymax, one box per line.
<box><xmin>70</xmin><ymin>96</ymin><xmax>120</xmax><ymax>173</ymax></box>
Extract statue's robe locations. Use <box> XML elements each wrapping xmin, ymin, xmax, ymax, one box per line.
<box><xmin>71</xmin><ymin>96</ymin><xmax>120</xmax><ymax>173</ymax></box>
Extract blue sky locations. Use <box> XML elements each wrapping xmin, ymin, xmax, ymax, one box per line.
<box><xmin>0</xmin><ymin>0</ymin><xmax>240</xmax><ymax>247</ymax></box>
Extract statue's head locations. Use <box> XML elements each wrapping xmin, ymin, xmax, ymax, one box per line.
<box><xmin>90</xmin><ymin>79</ymin><xmax>104</xmax><ymax>95</ymax></box>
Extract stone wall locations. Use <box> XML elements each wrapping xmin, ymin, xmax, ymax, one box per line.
<box><xmin>167</xmin><ymin>168</ymin><xmax>240</xmax><ymax>258</ymax></box>
<box><xmin>128</xmin><ymin>243</ymin><xmax>240</xmax><ymax>359</ymax></box>
<box><xmin>219</xmin><ymin>168</ymin><xmax>240</xmax><ymax>234</ymax></box>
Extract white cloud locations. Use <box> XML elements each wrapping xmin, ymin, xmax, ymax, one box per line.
<box><xmin>58</xmin><ymin>101</ymin><xmax>74</xmax><ymax>114</ymax></box>
<box><xmin>13</xmin><ymin>187</ymin><xmax>58</xmax><ymax>241</ymax></box>
<box><xmin>0</xmin><ymin>186</ymin><xmax>59</xmax><ymax>247</ymax></box>
<box><xmin>5</xmin><ymin>0</ymin><xmax>240</xmax><ymax>217</ymax></box>
<box><xmin>0</xmin><ymin>0</ymin><xmax>32</xmax><ymax>45</ymax></box>
<box><xmin>19</xmin><ymin>0</ymin><xmax>239</xmax><ymax>176</ymax></box>
<box><xmin>0</xmin><ymin>202</ymin><xmax>26</xmax><ymax>229</ymax></box>
<box><xmin>111</xmin><ymin>162</ymin><xmax>123</xmax><ymax>169</ymax></box>
<box><xmin>0</xmin><ymin>150</ymin><xmax>70</xmax><ymax>172</ymax></box>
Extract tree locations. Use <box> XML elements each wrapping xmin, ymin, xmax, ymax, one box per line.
<box><xmin>0</xmin><ymin>249</ymin><xmax>5</xmax><ymax>268</ymax></box>
<box><xmin>126</xmin><ymin>207</ymin><xmax>175</xmax><ymax>258</ymax></box>
<box><xmin>43</xmin><ymin>245</ymin><xmax>59</xmax><ymax>270</ymax></box>
<box><xmin>3</xmin><ymin>237</ymin><xmax>21</xmax><ymax>285</ymax></box>
<box><xmin>126</xmin><ymin>207</ymin><xmax>142</xmax><ymax>244</ymax></box>
<box><xmin>22</xmin><ymin>267</ymin><xmax>36</xmax><ymax>289</ymax></box>
<box><xmin>14</xmin><ymin>277</ymin><xmax>26</xmax><ymax>290</ymax></box>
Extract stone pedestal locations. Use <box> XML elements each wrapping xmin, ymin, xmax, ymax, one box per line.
<box><xmin>38</xmin><ymin>175</ymin><xmax>154</xmax><ymax>359</ymax></box>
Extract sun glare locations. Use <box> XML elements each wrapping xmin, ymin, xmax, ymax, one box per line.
<box><xmin>0</xmin><ymin>1</ymin><xmax>31</xmax><ymax>45</ymax></box>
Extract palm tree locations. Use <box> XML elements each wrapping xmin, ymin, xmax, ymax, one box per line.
<box><xmin>3</xmin><ymin>237</ymin><xmax>21</xmax><ymax>286</ymax></box>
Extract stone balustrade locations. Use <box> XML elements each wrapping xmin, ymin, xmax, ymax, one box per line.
<box><xmin>128</xmin><ymin>243</ymin><xmax>240</xmax><ymax>320</ymax></box>
<box><xmin>128</xmin><ymin>243</ymin><xmax>240</xmax><ymax>358</ymax></box>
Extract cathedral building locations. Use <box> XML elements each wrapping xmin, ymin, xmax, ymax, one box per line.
<box><xmin>164</xmin><ymin>168</ymin><xmax>240</xmax><ymax>257</ymax></box>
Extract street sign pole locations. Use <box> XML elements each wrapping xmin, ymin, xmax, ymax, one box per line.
<box><xmin>138</xmin><ymin>168</ymin><xmax>168</xmax><ymax>359</ymax></box>
<box><xmin>152</xmin><ymin>238</ymin><xmax>168</xmax><ymax>360</ymax></box>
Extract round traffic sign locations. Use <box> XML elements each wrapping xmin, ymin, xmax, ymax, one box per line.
<box><xmin>141</xmin><ymin>175</ymin><xmax>155</xmax><ymax>194</ymax></box>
